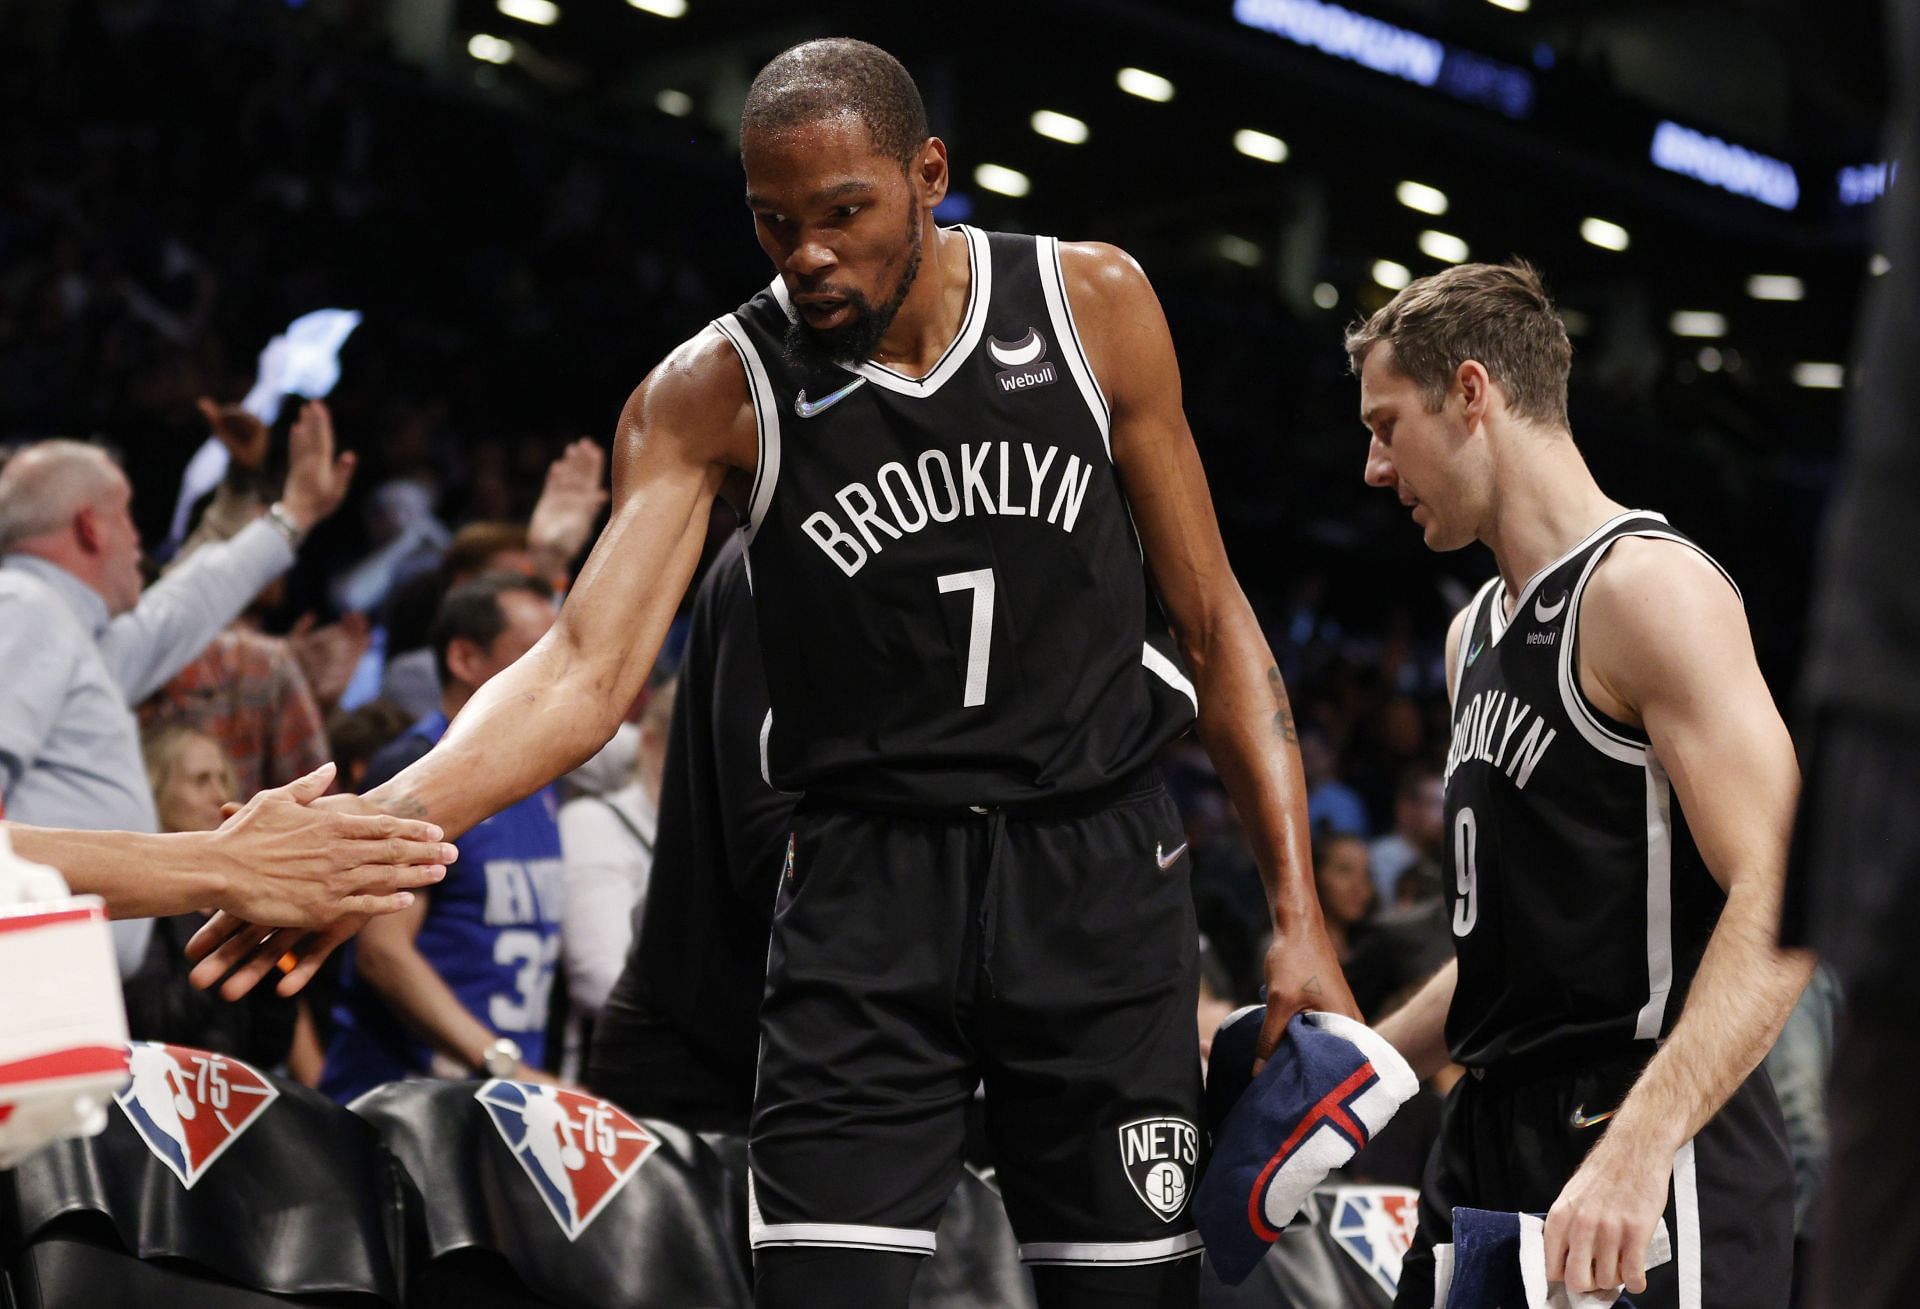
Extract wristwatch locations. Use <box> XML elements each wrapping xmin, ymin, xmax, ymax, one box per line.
<box><xmin>479</xmin><ymin>1037</ymin><xmax>522</xmax><ymax>1079</ymax></box>
<box><xmin>264</xmin><ymin>501</ymin><xmax>308</xmax><ymax>549</ymax></box>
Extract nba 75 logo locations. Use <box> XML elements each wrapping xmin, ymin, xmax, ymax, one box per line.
<box><xmin>1327</xmin><ymin>1186</ymin><xmax>1419</xmax><ymax>1295</ymax></box>
<box><xmin>476</xmin><ymin>1080</ymin><xmax>661</xmax><ymax>1240</ymax></box>
<box><xmin>114</xmin><ymin>1042</ymin><xmax>279</xmax><ymax>1189</ymax></box>
<box><xmin>1119</xmin><ymin>1116</ymin><xmax>1199</xmax><ymax>1221</ymax></box>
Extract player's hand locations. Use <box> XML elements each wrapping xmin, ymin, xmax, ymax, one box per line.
<box><xmin>187</xmin><ymin>912</ymin><xmax>367</xmax><ymax>1002</ymax></box>
<box><xmin>527</xmin><ymin>437</ymin><xmax>608</xmax><ymax>569</ymax></box>
<box><xmin>206</xmin><ymin>764</ymin><xmax>453</xmax><ymax>928</ymax></box>
<box><xmin>1543</xmin><ymin>1130</ymin><xmax>1673</xmax><ymax>1296</ymax></box>
<box><xmin>279</xmin><ymin>399</ymin><xmax>357</xmax><ymax>532</ymax></box>
<box><xmin>1254</xmin><ymin>919</ymin><xmax>1361</xmax><ymax>1074</ymax></box>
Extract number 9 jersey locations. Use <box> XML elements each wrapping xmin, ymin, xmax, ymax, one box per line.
<box><xmin>714</xmin><ymin>226</ymin><xmax>1197</xmax><ymax>811</ymax></box>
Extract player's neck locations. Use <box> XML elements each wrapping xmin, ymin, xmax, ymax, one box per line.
<box><xmin>868</xmin><ymin>224</ymin><xmax>970</xmax><ymax>378</ymax></box>
<box><xmin>1481</xmin><ymin>431</ymin><xmax>1626</xmax><ymax>607</ymax></box>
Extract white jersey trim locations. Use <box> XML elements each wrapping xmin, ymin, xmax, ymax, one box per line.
<box><xmin>758</xmin><ymin>708</ymin><xmax>774</xmax><ymax>789</ymax></box>
<box><xmin>1635</xmin><ymin>752</ymin><xmax>1677</xmax><ymax>1040</ymax></box>
<box><xmin>1452</xmin><ymin>577</ymin><xmax>1501</xmax><ymax>710</ymax></box>
<box><xmin>1036</xmin><ymin>235</ymin><xmax>1113</xmax><ymax>457</ymax></box>
<box><xmin>1491</xmin><ymin>509</ymin><xmax>1665</xmax><ymax>645</ymax></box>
<box><xmin>1142</xmin><ymin>642</ymin><xmax>1198</xmax><ymax>715</ymax></box>
<box><xmin>711</xmin><ymin>314</ymin><xmax>782</xmax><ymax>543</ymax></box>
<box><xmin>1674</xmin><ymin>1138</ymin><xmax>1703</xmax><ymax>1309</ymax></box>
<box><xmin>765</xmin><ymin>225</ymin><xmax>989</xmax><ymax>400</ymax></box>
<box><xmin>746</xmin><ymin>1172</ymin><xmax>937</xmax><ymax>1254</ymax></box>
<box><xmin>1018</xmin><ymin>1231</ymin><xmax>1204</xmax><ymax>1266</ymax></box>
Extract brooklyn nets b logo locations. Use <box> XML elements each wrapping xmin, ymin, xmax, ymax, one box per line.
<box><xmin>1119</xmin><ymin>1116</ymin><xmax>1199</xmax><ymax>1221</ymax></box>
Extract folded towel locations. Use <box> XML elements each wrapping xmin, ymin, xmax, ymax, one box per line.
<box><xmin>1433</xmin><ymin>1207</ymin><xmax>1672</xmax><ymax>1309</ymax></box>
<box><xmin>1196</xmin><ymin>1007</ymin><xmax>1419</xmax><ymax>1285</ymax></box>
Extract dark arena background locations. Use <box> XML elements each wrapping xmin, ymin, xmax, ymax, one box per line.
<box><xmin>0</xmin><ymin>0</ymin><xmax>1901</xmax><ymax>1306</ymax></box>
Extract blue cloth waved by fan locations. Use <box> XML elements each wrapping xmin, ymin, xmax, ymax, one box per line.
<box><xmin>1196</xmin><ymin>1007</ymin><xmax>1418</xmax><ymax>1285</ymax></box>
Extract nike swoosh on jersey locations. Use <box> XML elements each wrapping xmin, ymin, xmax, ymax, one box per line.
<box><xmin>793</xmin><ymin>376</ymin><xmax>868</xmax><ymax>418</ymax></box>
<box><xmin>1568</xmin><ymin>1104</ymin><xmax>1616</xmax><ymax>1130</ymax></box>
<box><xmin>1534</xmin><ymin>591</ymin><xmax>1569</xmax><ymax>623</ymax></box>
<box><xmin>1155</xmin><ymin>841</ymin><xmax>1189</xmax><ymax>872</ymax></box>
<box><xmin>1466</xmin><ymin>640</ymin><xmax>1486</xmax><ymax>667</ymax></box>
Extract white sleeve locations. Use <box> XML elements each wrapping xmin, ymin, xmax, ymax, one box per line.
<box><xmin>99</xmin><ymin>518</ymin><xmax>295</xmax><ymax>703</ymax></box>
<box><xmin>556</xmin><ymin>799</ymin><xmax>645</xmax><ymax>1018</ymax></box>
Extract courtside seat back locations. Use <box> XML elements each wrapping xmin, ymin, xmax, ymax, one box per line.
<box><xmin>1</xmin><ymin>1042</ymin><xmax>403</xmax><ymax>1307</ymax></box>
<box><xmin>352</xmin><ymin>1079</ymin><xmax>749</xmax><ymax>1309</ymax></box>
<box><xmin>1199</xmin><ymin>1184</ymin><xmax>1414</xmax><ymax>1307</ymax></box>
<box><xmin>911</xmin><ymin>1168</ymin><xmax>1036</xmax><ymax>1309</ymax></box>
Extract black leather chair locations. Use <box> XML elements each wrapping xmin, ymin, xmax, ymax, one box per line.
<box><xmin>352</xmin><ymin>1079</ymin><xmax>750</xmax><ymax>1309</ymax></box>
<box><xmin>1</xmin><ymin>1042</ymin><xmax>404</xmax><ymax>1308</ymax></box>
<box><xmin>1201</xmin><ymin>1183</ymin><xmax>1417</xmax><ymax>1307</ymax></box>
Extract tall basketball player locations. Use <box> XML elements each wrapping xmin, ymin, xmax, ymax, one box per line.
<box><xmin>190</xmin><ymin>39</ymin><xmax>1354</xmax><ymax>1308</ymax></box>
<box><xmin>1352</xmin><ymin>262</ymin><xmax>1814</xmax><ymax>1306</ymax></box>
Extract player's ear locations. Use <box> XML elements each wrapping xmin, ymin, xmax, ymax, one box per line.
<box><xmin>445</xmin><ymin>635</ymin><xmax>488</xmax><ymax>688</ymax></box>
<box><xmin>1455</xmin><ymin>360</ymin><xmax>1492</xmax><ymax>430</ymax></box>
<box><xmin>916</xmin><ymin>137</ymin><xmax>949</xmax><ymax>208</ymax></box>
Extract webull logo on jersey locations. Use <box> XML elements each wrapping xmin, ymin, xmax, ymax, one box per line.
<box><xmin>477</xmin><ymin>1079</ymin><xmax>661</xmax><ymax>1240</ymax></box>
<box><xmin>114</xmin><ymin>1042</ymin><xmax>279</xmax><ymax>1189</ymax></box>
<box><xmin>1326</xmin><ymin>1185</ymin><xmax>1419</xmax><ymax>1295</ymax></box>
<box><xmin>802</xmin><ymin>440</ymin><xmax>1099</xmax><ymax>578</ymax></box>
<box><xmin>1443</xmin><ymin>689</ymin><xmax>1556</xmax><ymax>790</ymax></box>
<box><xmin>986</xmin><ymin>327</ymin><xmax>1057</xmax><ymax>392</ymax></box>
<box><xmin>1120</xmin><ymin>1116</ymin><xmax>1199</xmax><ymax>1221</ymax></box>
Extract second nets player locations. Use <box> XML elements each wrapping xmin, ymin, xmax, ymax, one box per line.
<box><xmin>1354</xmin><ymin>262</ymin><xmax>1813</xmax><ymax>1306</ymax></box>
<box><xmin>192</xmin><ymin>39</ymin><xmax>1355</xmax><ymax>1308</ymax></box>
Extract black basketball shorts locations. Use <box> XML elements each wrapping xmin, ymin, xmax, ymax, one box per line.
<box><xmin>747</xmin><ymin>779</ymin><xmax>1208</xmax><ymax>1272</ymax></box>
<box><xmin>1395</xmin><ymin>1050</ymin><xmax>1794</xmax><ymax>1309</ymax></box>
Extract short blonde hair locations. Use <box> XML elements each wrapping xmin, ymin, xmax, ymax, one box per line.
<box><xmin>1345</xmin><ymin>259</ymin><xmax>1573</xmax><ymax>428</ymax></box>
<box><xmin>142</xmin><ymin>726</ymin><xmax>236</xmax><ymax>810</ymax></box>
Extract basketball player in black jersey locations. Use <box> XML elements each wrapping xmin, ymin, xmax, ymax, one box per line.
<box><xmin>1350</xmin><ymin>262</ymin><xmax>1814</xmax><ymax>1306</ymax></box>
<box><xmin>190</xmin><ymin>39</ymin><xmax>1355</xmax><ymax>1308</ymax></box>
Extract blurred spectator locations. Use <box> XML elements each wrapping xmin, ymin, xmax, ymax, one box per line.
<box><xmin>325</xmin><ymin>698</ymin><xmax>415</xmax><ymax>792</ymax></box>
<box><xmin>1195</xmin><ymin>934</ymin><xmax>1240</xmax><ymax>1071</ymax></box>
<box><xmin>557</xmin><ymin>676</ymin><xmax>675</xmax><ymax>1027</ymax></box>
<box><xmin>122</xmin><ymin>725</ymin><xmax>316</xmax><ymax>1078</ymax></box>
<box><xmin>320</xmin><ymin>572</ymin><xmax>564</xmax><ymax>1102</ymax></box>
<box><xmin>1368</xmin><ymin>764</ymin><xmax>1444</xmax><ymax>907</ymax></box>
<box><xmin>1300</xmin><ymin>724</ymin><xmax>1370</xmax><ymax>836</ymax></box>
<box><xmin>0</xmin><ymin>414</ymin><xmax>352</xmax><ymax>973</ymax></box>
<box><xmin>1312</xmin><ymin>829</ymin><xmax>1376</xmax><ymax>963</ymax></box>
<box><xmin>359</xmin><ymin>439</ymin><xmax>608</xmax><ymax>718</ymax></box>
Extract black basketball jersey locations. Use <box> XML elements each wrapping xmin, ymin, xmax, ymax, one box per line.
<box><xmin>1441</xmin><ymin>511</ymin><xmax>1734</xmax><ymax>1068</ymax></box>
<box><xmin>710</xmin><ymin>225</ymin><xmax>1196</xmax><ymax>808</ymax></box>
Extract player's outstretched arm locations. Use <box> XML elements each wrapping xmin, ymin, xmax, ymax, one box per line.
<box><xmin>1542</xmin><ymin>538</ymin><xmax>1815</xmax><ymax>1297</ymax></box>
<box><xmin>1061</xmin><ymin>240</ymin><xmax>1360</xmax><ymax>1059</ymax></box>
<box><xmin>8</xmin><ymin>763</ymin><xmax>451</xmax><ymax>922</ymax></box>
<box><xmin>187</xmin><ymin>331</ymin><xmax>754</xmax><ymax>999</ymax></box>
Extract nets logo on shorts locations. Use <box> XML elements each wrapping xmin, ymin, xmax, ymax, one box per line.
<box><xmin>1119</xmin><ymin>1116</ymin><xmax>1199</xmax><ymax>1221</ymax></box>
<box><xmin>476</xmin><ymin>1079</ymin><xmax>661</xmax><ymax>1240</ymax></box>
<box><xmin>1326</xmin><ymin>1185</ymin><xmax>1419</xmax><ymax>1295</ymax></box>
<box><xmin>113</xmin><ymin>1042</ymin><xmax>279</xmax><ymax>1189</ymax></box>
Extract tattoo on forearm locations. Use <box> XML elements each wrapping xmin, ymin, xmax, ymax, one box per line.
<box><xmin>386</xmin><ymin>795</ymin><xmax>429</xmax><ymax>820</ymax></box>
<box><xmin>1304</xmin><ymin>975</ymin><xmax>1322</xmax><ymax>995</ymax></box>
<box><xmin>1267</xmin><ymin>667</ymin><xmax>1299</xmax><ymax>745</ymax></box>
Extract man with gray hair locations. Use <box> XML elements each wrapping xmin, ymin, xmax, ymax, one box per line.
<box><xmin>0</xmin><ymin>401</ymin><xmax>354</xmax><ymax>972</ymax></box>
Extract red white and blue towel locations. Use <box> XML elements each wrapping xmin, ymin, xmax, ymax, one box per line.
<box><xmin>1196</xmin><ymin>1006</ymin><xmax>1419</xmax><ymax>1285</ymax></box>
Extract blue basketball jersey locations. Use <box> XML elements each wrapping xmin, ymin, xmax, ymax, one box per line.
<box><xmin>322</xmin><ymin>712</ymin><xmax>564</xmax><ymax>1102</ymax></box>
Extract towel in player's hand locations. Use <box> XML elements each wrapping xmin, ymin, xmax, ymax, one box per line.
<box><xmin>1432</xmin><ymin>1207</ymin><xmax>1672</xmax><ymax>1309</ymax></box>
<box><xmin>1195</xmin><ymin>1006</ymin><xmax>1418</xmax><ymax>1284</ymax></box>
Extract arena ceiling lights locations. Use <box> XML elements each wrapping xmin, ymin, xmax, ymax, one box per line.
<box><xmin>1233</xmin><ymin>129</ymin><xmax>1289</xmax><ymax>163</ymax></box>
<box><xmin>654</xmin><ymin>89</ymin><xmax>692</xmax><ymax>117</ymax></box>
<box><xmin>1669</xmin><ymin>311</ymin><xmax>1728</xmax><ymax>338</ymax></box>
<box><xmin>1031</xmin><ymin>111</ymin><xmax>1090</xmax><ymax>145</ymax></box>
<box><xmin>625</xmin><ymin>0</ymin><xmax>685</xmax><ymax>16</ymax></box>
<box><xmin>1116</xmin><ymin>68</ymin><xmax>1176</xmax><ymax>102</ymax></box>
<box><xmin>1396</xmin><ymin>181</ymin><xmax>1448</xmax><ymax>216</ymax></box>
<box><xmin>467</xmin><ymin>33</ymin><xmax>514</xmax><ymax>64</ymax></box>
<box><xmin>975</xmin><ymin>164</ymin><xmax>1031</xmax><ymax>198</ymax></box>
<box><xmin>1791</xmin><ymin>363</ymin><xmax>1845</xmax><ymax>389</ymax></box>
<box><xmin>1746</xmin><ymin>275</ymin><xmax>1804</xmax><ymax>302</ymax></box>
<box><xmin>496</xmin><ymin>0</ymin><xmax>558</xmax><ymax>25</ymax></box>
<box><xmin>1580</xmin><ymin>217</ymin><xmax>1630</xmax><ymax>252</ymax></box>
<box><xmin>1417</xmin><ymin>230</ymin><xmax>1468</xmax><ymax>263</ymax></box>
<box><xmin>1372</xmin><ymin>259</ymin><xmax>1412</xmax><ymax>290</ymax></box>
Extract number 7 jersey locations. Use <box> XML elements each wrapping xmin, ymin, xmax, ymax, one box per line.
<box><xmin>713</xmin><ymin>226</ymin><xmax>1196</xmax><ymax>809</ymax></box>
